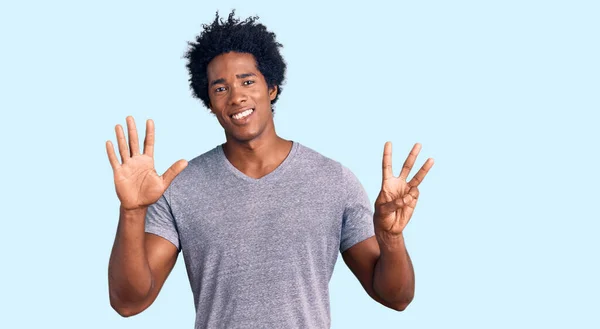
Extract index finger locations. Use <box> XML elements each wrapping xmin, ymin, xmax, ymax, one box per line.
<box><xmin>143</xmin><ymin>119</ymin><xmax>155</xmax><ymax>157</ymax></box>
<box><xmin>382</xmin><ymin>141</ymin><xmax>393</xmax><ymax>181</ymax></box>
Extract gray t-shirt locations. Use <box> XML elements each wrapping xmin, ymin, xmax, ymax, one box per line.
<box><xmin>145</xmin><ymin>141</ymin><xmax>374</xmax><ymax>329</ymax></box>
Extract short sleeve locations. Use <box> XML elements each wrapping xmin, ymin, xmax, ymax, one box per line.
<box><xmin>145</xmin><ymin>192</ymin><xmax>181</xmax><ymax>251</ymax></box>
<box><xmin>339</xmin><ymin>165</ymin><xmax>375</xmax><ymax>253</ymax></box>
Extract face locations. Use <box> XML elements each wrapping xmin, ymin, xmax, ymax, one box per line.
<box><xmin>206</xmin><ymin>52</ymin><xmax>278</xmax><ymax>143</ymax></box>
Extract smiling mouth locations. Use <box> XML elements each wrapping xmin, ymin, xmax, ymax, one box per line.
<box><xmin>230</xmin><ymin>108</ymin><xmax>254</xmax><ymax>120</ymax></box>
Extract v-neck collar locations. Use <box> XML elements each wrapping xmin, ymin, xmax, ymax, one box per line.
<box><xmin>217</xmin><ymin>141</ymin><xmax>299</xmax><ymax>183</ymax></box>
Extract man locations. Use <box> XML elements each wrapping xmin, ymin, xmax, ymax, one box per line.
<box><xmin>107</xmin><ymin>10</ymin><xmax>433</xmax><ymax>329</ymax></box>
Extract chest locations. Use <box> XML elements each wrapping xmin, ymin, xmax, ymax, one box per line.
<box><xmin>173</xmin><ymin>179</ymin><xmax>344</xmax><ymax>262</ymax></box>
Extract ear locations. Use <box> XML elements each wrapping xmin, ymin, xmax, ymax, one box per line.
<box><xmin>208</xmin><ymin>102</ymin><xmax>217</xmax><ymax>116</ymax></box>
<box><xmin>268</xmin><ymin>85</ymin><xmax>278</xmax><ymax>101</ymax></box>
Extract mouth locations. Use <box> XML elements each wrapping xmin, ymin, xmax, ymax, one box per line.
<box><xmin>229</xmin><ymin>108</ymin><xmax>255</xmax><ymax>123</ymax></box>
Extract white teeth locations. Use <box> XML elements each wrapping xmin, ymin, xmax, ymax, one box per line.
<box><xmin>232</xmin><ymin>109</ymin><xmax>253</xmax><ymax>120</ymax></box>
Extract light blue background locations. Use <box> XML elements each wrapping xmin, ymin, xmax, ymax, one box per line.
<box><xmin>1</xmin><ymin>0</ymin><xmax>598</xmax><ymax>328</ymax></box>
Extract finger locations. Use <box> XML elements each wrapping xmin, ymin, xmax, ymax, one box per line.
<box><xmin>382</xmin><ymin>141</ymin><xmax>393</xmax><ymax>181</ymax></box>
<box><xmin>403</xmin><ymin>203</ymin><xmax>416</xmax><ymax>221</ymax></box>
<box><xmin>410</xmin><ymin>197</ymin><xmax>418</xmax><ymax>209</ymax></box>
<box><xmin>406</xmin><ymin>188</ymin><xmax>420</xmax><ymax>213</ymax></box>
<box><xmin>161</xmin><ymin>159</ymin><xmax>189</xmax><ymax>187</ymax></box>
<box><xmin>408</xmin><ymin>186</ymin><xmax>420</xmax><ymax>200</ymax></box>
<box><xmin>378</xmin><ymin>195</ymin><xmax>412</xmax><ymax>215</ymax></box>
<box><xmin>105</xmin><ymin>140</ymin><xmax>120</xmax><ymax>169</ymax></box>
<box><xmin>126</xmin><ymin>116</ymin><xmax>140</xmax><ymax>156</ymax></box>
<box><xmin>378</xmin><ymin>199</ymin><xmax>404</xmax><ymax>216</ymax></box>
<box><xmin>399</xmin><ymin>143</ymin><xmax>422</xmax><ymax>180</ymax></box>
<box><xmin>115</xmin><ymin>124</ymin><xmax>130</xmax><ymax>163</ymax></box>
<box><xmin>408</xmin><ymin>158</ymin><xmax>434</xmax><ymax>187</ymax></box>
<box><xmin>143</xmin><ymin>119</ymin><xmax>155</xmax><ymax>157</ymax></box>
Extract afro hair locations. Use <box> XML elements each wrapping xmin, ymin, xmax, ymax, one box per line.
<box><xmin>184</xmin><ymin>10</ymin><xmax>287</xmax><ymax>112</ymax></box>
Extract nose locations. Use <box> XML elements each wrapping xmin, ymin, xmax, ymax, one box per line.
<box><xmin>228</xmin><ymin>85</ymin><xmax>247</xmax><ymax>105</ymax></box>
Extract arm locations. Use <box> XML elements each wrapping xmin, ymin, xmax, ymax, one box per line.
<box><xmin>105</xmin><ymin>116</ymin><xmax>187</xmax><ymax>317</ymax></box>
<box><xmin>108</xmin><ymin>206</ymin><xmax>179</xmax><ymax>317</ymax></box>
<box><xmin>342</xmin><ymin>235</ymin><xmax>414</xmax><ymax>311</ymax></box>
<box><xmin>373</xmin><ymin>234</ymin><xmax>414</xmax><ymax>309</ymax></box>
<box><xmin>343</xmin><ymin>142</ymin><xmax>433</xmax><ymax>311</ymax></box>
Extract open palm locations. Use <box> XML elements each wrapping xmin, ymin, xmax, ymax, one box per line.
<box><xmin>106</xmin><ymin>116</ymin><xmax>188</xmax><ymax>210</ymax></box>
<box><xmin>374</xmin><ymin>142</ymin><xmax>434</xmax><ymax>237</ymax></box>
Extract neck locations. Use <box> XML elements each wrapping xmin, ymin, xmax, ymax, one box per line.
<box><xmin>223</xmin><ymin>134</ymin><xmax>287</xmax><ymax>164</ymax></box>
<box><xmin>222</xmin><ymin>126</ymin><xmax>293</xmax><ymax>178</ymax></box>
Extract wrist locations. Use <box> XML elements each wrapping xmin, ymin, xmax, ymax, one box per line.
<box><xmin>119</xmin><ymin>205</ymin><xmax>148</xmax><ymax>221</ymax></box>
<box><xmin>375</xmin><ymin>230</ymin><xmax>406</xmax><ymax>252</ymax></box>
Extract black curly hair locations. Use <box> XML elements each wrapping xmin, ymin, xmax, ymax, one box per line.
<box><xmin>184</xmin><ymin>10</ymin><xmax>287</xmax><ymax>113</ymax></box>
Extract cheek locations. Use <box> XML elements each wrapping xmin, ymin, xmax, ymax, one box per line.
<box><xmin>209</xmin><ymin>96</ymin><xmax>226</xmax><ymax>113</ymax></box>
<box><xmin>209</xmin><ymin>105</ymin><xmax>227</xmax><ymax>125</ymax></box>
<box><xmin>254</xmin><ymin>86</ymin><xmax>272</xmax><ymax>102</ymax></box>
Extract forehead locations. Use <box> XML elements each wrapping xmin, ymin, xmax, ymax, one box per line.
<box><xmin>206</xmin><ymin>52</ymin><xmax>260</xmax><ymax>79</ymax></box>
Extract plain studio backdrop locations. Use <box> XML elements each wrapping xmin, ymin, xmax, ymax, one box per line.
<box><xmin>0</xmin><ymin>1</ymin><xmax>598</xmax><ymax>328</ymax></box>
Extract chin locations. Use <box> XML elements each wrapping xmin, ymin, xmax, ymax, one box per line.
<box><xmin>222</xmin><ymin>112</ymin><xmax>272</xmax><ymax>143</ymax></box>
<box><xmin>227</xmin><ymin>128</ymin><xmax>262</xmax><ymax>143</ymax></box>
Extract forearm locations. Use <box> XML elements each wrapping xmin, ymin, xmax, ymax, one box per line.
<box><xmin>372</xmin><ymin>233</ymin><xmax>415</xmax><ymax>309</ymax></box>
<box><xmin>108</xmin><ymin>206</ymin><xmax>154</xmax><ymax>307</ymax></box>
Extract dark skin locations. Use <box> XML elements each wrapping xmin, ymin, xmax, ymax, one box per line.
<box><xmin>206</xmin><ymin>52</ymin><xmax>293</xmax><ymax>178</ymax></box>
<box><xmin>107</xmin><ymin>51</ymin><xmax>433</xmax><ymax>316</ymax></box>
<box><xmin>343</xmin><ymin>142</ymin><xmax>434</xmax><ymax>310</ymax></box>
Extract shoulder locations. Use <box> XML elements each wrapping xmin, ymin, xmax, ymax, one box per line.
<box><xmin>187</xmin><ymin>144</ymin><xmax>222</xmax><ymax>169</ymax></box>
<box><xmin>164</xmin><ymin>145</ymin><xmax>222</xmax><ymax>193</ymax></box>
<box><xmin>295</xmin><ymin>142</ymin><xmax>361</xmax><ymax>182</ymax></box>
<box><xmin>294</xmin><ymin>142</ymin><xmax>344</xmax><ymax>174</ymax></box>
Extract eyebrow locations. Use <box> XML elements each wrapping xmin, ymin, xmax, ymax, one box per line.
<box><xmin>209</xmin><ymin>73</ymin><xmax>257</xmax><ymax>87</ymax></box>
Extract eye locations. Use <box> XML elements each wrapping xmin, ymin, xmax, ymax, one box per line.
<box><xmin>243</xmin><ymin>80</ymin><xmax>255</xmax><ymax>86</ymax></box>
<box><xmin>214</xmin><ymin>86</ymin><xmax>226</xmax><ymax>93</ymax></box>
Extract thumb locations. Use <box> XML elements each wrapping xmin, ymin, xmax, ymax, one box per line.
<box><xmin>378</xmin><ymin>197</ymin><xmax>408</xmax><ymax>216</ymax></box>
<box><xmin>379</xmin><ymin>192</ymin><xmax>418</xmax><ymax>214</ymax></box>
<box><xmin>161</xmin><ymin>159</ymin><xmax>188</xmax><ymax>187</ymax></box>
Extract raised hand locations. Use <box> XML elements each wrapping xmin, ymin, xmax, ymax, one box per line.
<box><xmin>106</xmin><ymin>116</ymin><xmax>188</xmax><ymax>210</ymax></box>
<box><xmin>374</xmin><ymin>142</ymin><xmax>434</xmax><ymax>239</ymax></box>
